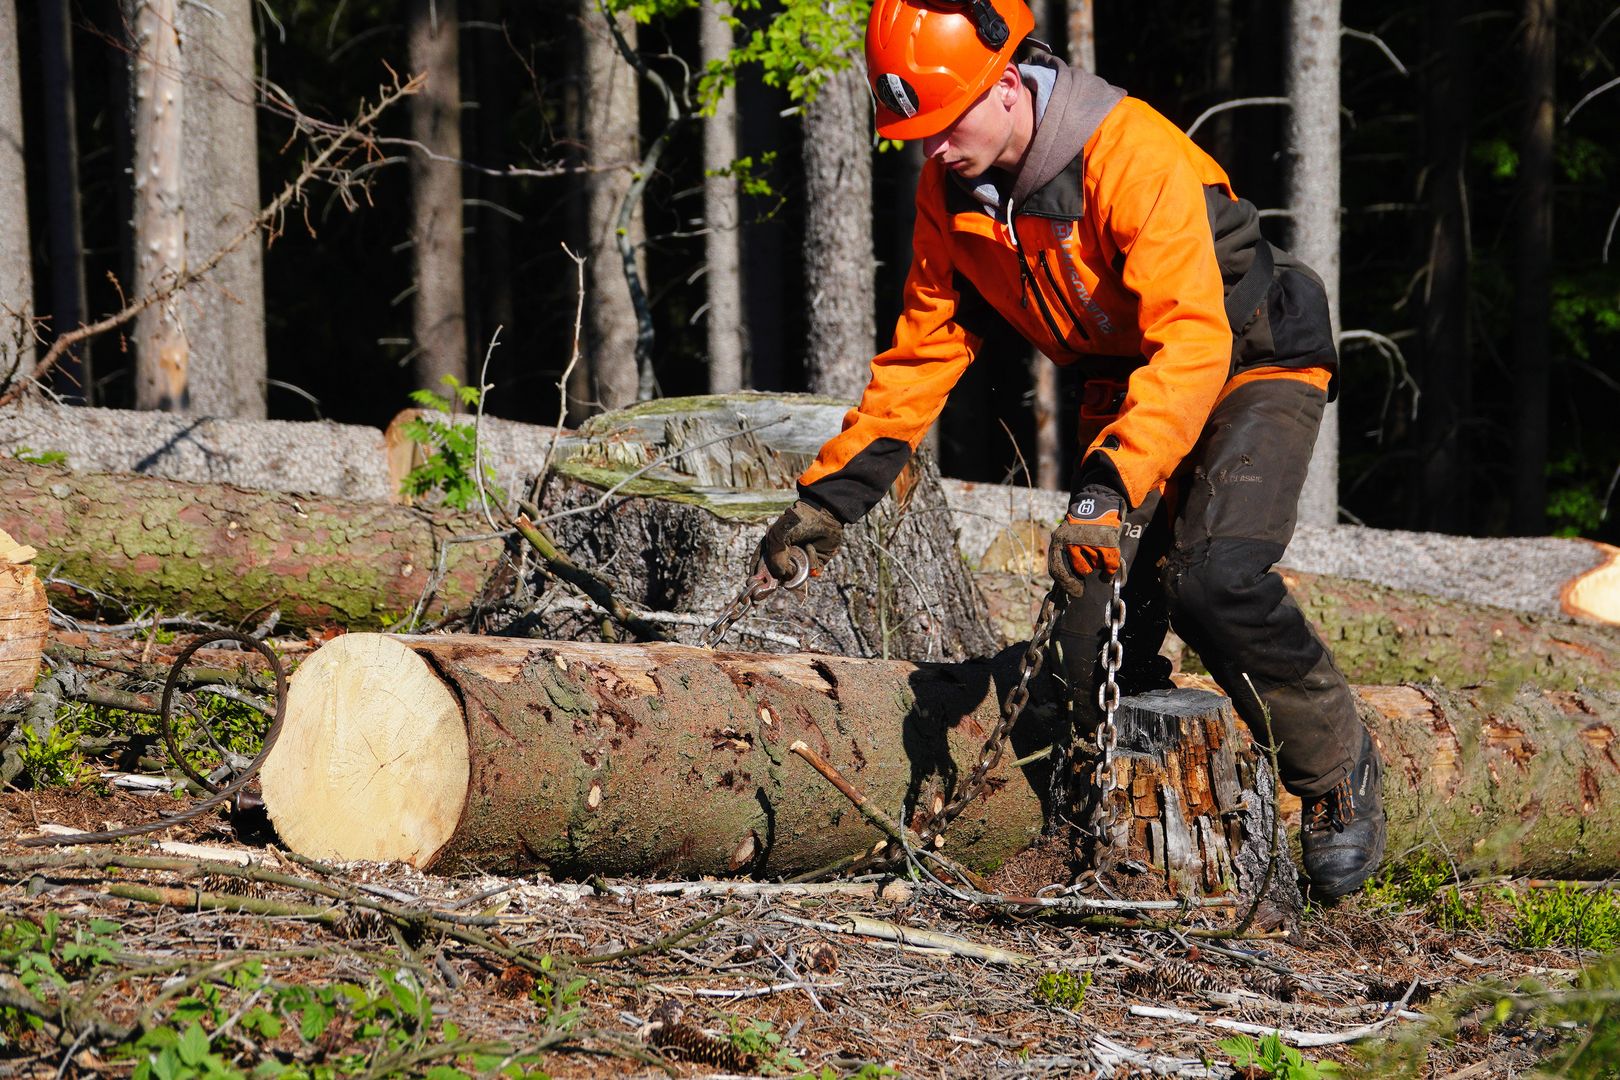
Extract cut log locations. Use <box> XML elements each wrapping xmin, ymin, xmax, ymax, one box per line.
<box><xmin>261</xmin><ymin>632</ymin><xmax>1620</xmax><ymax>882</ymax></box>
<box><xmin>972</xmin><ymin>565</ymin><xmax>1620</xmax><ymax>693</ymax></box>
<box><xmin>0</xmin><ymin>526</ymin><xmax>45</xmax><ymax>711</ymax></box>
<box><xmin>0</xmin><ymin>459</ymin><xmax>501</xmax><ymax>630</ymax></box>
<box><xmin>260</xmin><ymin>633</ymin><xmax>1062</xmax><ymax>876</ymax></box>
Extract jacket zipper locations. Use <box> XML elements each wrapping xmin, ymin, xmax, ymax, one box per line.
<box><xmin>1017</xmin><ymin>255</ymin><xmax>1069</xmax><ymax>347</ymax></box>
<box><xmin>1038</xmin><ymin>252</ymin><xmax>1092</xmax><ymax>341</ymax></box>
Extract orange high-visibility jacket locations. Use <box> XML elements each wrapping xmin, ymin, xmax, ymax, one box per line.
<box><xmin>798</xmin><ymin>56</ymin><xmax>1337</xmax><ymax>522</ymax></box>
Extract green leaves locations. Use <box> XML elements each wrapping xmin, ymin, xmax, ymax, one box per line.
<box><xmin>1217</xmin><ymin>1032</ymin><xmax>1342</xmax><ymax>1079</ymax></box>
<box><xmin>400</xmin><ymin>376</ymin><xmax>507</xmax><ymax>513</ymax></box>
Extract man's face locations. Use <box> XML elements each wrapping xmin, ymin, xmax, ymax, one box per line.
<box><xmin>920</xmin><ymin>68</ymin><xmax>1019</xmax><ymax>179</ymax></box>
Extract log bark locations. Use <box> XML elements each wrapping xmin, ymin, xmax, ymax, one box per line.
<box><xmin>260</xmin><ymin>633</ymin><xmax>1063</xmax><ymax>876</ymax></box>
<box><xmin>261</xmin><ymin>632</ymin><xmax>1620</xmax><ymax>882</ymax></box>
<box><xmin>0</xmin><ymin>459</ymin><xmax>500</xmax><ymax>629</ymax></box>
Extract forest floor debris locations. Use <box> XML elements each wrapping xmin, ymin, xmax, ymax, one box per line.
<box><xmin>0</xmin><ymin>783</ymin><xmax>1614</xmax><ymax>1078</ymax></box>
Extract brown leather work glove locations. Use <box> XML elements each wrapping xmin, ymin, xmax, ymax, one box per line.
<box><xmin>1047</xmin><ymin>488</ymin><xmax>1127</xmax><ymax>598</ymax></box>
<box><xmin>759</xmin><ymin>498</ymin><xmax>844</xmax><ymax>581</ymax></box>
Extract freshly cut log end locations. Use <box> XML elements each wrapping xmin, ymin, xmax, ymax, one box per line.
<box><xmin>0</xmin><ymin>526</ymin><xmax>45</xmax><ymax>710</ymax></box>
<box><xmin>261</xmin><ymin>634</ymin><xmax>468</xmax><ymax>864</ymax></box>
<box><xmin>1563</xmin><ymin>541</ymin><xmax>1620</xmax><ymax>624</ymax></box>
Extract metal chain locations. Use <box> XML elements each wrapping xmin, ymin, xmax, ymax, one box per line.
<box><xmin>700</xmin><ymin>549</ymin><xmax>810</xmax><ymax>649</ymax></box>
<box><xmin>1085</xmin><ymin>576</ymin><xmax>1127</xmax><ymax>850</ymax></box>
<box><xmin>917</xmin><ymin>588</ymin><xmax>1060</xmax><ymax>847</ymax></box>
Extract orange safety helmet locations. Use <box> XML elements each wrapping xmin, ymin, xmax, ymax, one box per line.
<box><xmin>866</xmin><ymin>0</ymin><xmax>1035</xmax><ymax>141</ymax></box>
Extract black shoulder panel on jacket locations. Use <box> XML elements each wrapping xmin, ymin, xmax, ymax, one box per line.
<box><xmin>799</xmin><ymin>438</ymin><xmax>914</xmax><ymax>524</ymax></box>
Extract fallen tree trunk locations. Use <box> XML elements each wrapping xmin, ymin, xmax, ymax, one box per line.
<box><xmin>261</xmin><ymin>633</ymin><xmax>1620</xmax><ymax>881</ymax></box>
<box><xmin>0</xmin><ymin>459</ymin><xmax>501</xmax><ymax>629</ymax></box>
<box><xmin>260</xmin><ymin>633</ymin><xmax>1062</xmax><ymax>877</ymax></box>
<box><xmin>974</xmin><ymin>567</ymin><xmax>1620</xmax><ymax>693</ymax></box>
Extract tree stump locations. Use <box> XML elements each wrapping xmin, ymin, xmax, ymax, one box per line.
<box><xmin>520</xmin><ymin>394</ymin><xmax>999</xmax><ymax>663</ymax></box>
<box><xmin>1070</xmin><ymin>689</ymin><xmax>1300</xmax><ymax>913</ymax></box>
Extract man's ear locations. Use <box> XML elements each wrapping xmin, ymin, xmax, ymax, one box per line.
<box><xmin>998</xmin><ymin>64</ymin><xmax>1022</xmax><ymax>108</ymax></box>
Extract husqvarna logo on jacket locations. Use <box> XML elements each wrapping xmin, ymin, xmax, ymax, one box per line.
<box><xmin>1049</xmin><ymin>221</ymin><xmax>1116</xmax><ymax>335</ymax></box>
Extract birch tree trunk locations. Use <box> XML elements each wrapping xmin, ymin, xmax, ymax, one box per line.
<box><xmin>702</xmin><ymin>0</ymin><xmax>746</xmax><ymax>393</ymax></box>
<box><xmin>130</xmin><ymin>0</ymin><xmax>191</xmax><ymax>412</ymax></box>
<box><xmin>1511</xmin><ymin>0</ymin><xmax>1556</xmax><ymax>535</ymax></box>
<box><xmin>802</xmin><ymin>62</ymin><xmax>875</xmax><ymax>402</ymax></box>
<box><xmin>581</xmin><ymin>2</ymin><xmax>642</xmax><ymax>413</ymax></box>
<box><xmin>38</xmin><ymin>0</ymin><xmax>92</xmax><ymax>402</ymax></box>
<box><xmin>0</xmin><ymin>0</ymin><xmax>29</xmax><ymax>377</ymax></box>
<box><xmin>180</xmin><ymin>0</ymin><xmax>267</xmax><ymax>417</ymax></box>
<box><xmin>1285</xmin><ymin>0</ymin><xmax>1340</xmax><ymax>527</ymax></box>
<box><xmin>407</xmin><ymin>0</ymin><xmax>467</xmax><ymax>393</ymax></box>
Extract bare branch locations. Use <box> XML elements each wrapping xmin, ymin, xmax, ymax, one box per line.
<box><xmin>1565</xmin><ymin>74</ymin><xmax>1620</xmax><ymax>124</ymax></box>
<box><xmin>1184</xmin><ymin>96</ymin><xmax>1291</xmax><ymax>139</ymax></box>
<box><xmin>0</xmin><ymin>73</ymin><xmax>422</xmax><ymax>406</ymax></box>
<box><xmin>1342</xmin><ymin>26</ymin><xmax>1410</xmax><ymax>76</ymax></box>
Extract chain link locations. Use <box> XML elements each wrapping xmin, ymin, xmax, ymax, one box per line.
<box><xmin>917</xmin><ymin>588</ymin><xmax>1060</xmax><ymax>847</ymax></box>
<box><xmin>700</xmin><ymin>548</ymin><xmax>810</xmax><ymax>649</ymax></box>
<box><xmin>1085</xmin><ymin>576</ymin><xmax>1127</xmax><ymax>851</ymax></box>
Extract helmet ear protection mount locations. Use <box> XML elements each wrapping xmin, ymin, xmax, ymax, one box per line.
<box><xmin>866</xmin><ymin>0</ymin><xmax>1035</xmax><ymax>140</ymax></box>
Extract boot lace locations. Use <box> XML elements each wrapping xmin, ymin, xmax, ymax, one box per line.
<box><xmin>1306</xmin><ymin>779</ymin><xmax>1355</xmax><ymax>834</ymax></box>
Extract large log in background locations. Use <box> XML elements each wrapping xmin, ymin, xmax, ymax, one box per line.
<box><xmin>0</xmin><ymin>459</ymin><xmax>501</xmax><ymax>629</ymax></box>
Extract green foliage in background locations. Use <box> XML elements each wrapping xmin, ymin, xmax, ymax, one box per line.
<box><xmin>399</xmin><ymin>376</ymin><xmax>506</xmax><ymax>513</ymax></box>
<box><xmin>1510</xmin><ymin>883</ymin><xmax>1620</xmax><ymax>953</ymax></box>
<box><xmin>1216</xmin><ymin>1032</ymin><xmax>1342</xmax><ymax>1079</ymax></box>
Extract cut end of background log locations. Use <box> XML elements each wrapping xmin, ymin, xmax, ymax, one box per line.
<box><xmin>0</xmin><ymin>526</ymin><xmax>45</xmax><ymax>710</ymax></box>
<box><xmin>1562</xmin><ymin>540</ymin><xmax>1620</xmax><ymax>624</ymax></box>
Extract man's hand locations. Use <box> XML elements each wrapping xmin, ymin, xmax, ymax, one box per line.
<box><xmin>760</xmin><ymin>499</ymin><xmax>844</xmax><ymax>581</ymax></box>
<box><xmin>1048</xmin><ymin>488</ymin><xmax>1126</xmax><ymax>598</ymax></box>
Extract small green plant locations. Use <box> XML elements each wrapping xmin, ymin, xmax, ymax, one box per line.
<box><xmin>1509</xmin><ymin>882</ymin><xmax>1620</xmax><ymax>952</ymax></box>
<box><xmin>400</xmin><ymin>375</ymin><xmax>506</xmax><ymax>512</ymax></box>
<box><xmin>1217</xmin><ymin>1032</ymin><xmax>1343</xmax><ymax>1079</ymax></box>
<box><xmin>1031</xmin><ymin>969</ymin><xmax>1092</xmax><ymax>1010</ymax></box>
<box><xmin>9</xmin><ymin>445</ymin><xmax>67</xmax><ymax>466</ymax></box>
<box><xmin>1430</xmin><ymin>885</ymin><xmax>1490</xmax><ymax>933</ymax></box>
<box><xmin>1363</xmin><ymin>850</ymin><xmax>1452</xmax><ymax>910</ymax></box>
<box><xmin>726</xmin><ymin>1016</ymin><xmax>804</xmax><ymax>1075</ymax></box>
<box><xmin>17</xmin><ymin>721</ymin><xmax>84</xmax><ymax>786</ymax></box>
<box><xmin>528</xmin><ymin>954</ymin><xmax>588</xmax><ymax>1033</ymax></box>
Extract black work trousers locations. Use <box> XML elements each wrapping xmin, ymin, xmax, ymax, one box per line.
<box><xmin>1051</xmin><ymin>377</ymin><xmax>1364</xmax><ymax>798</ymax></box>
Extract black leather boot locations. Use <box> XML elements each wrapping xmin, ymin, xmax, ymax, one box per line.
<box><xmin>1300</xmin><ymin>729</ymin><xmax>1387</xmax><ymax>900</ymax></box>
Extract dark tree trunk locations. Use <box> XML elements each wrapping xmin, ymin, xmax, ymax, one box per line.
<box><xmin>1210</xmin><ymin>0</ymin><xmax>1236</xmax><ymax>166</ymax></box>
<box><xmin>37</xmin><ymin>0</ymin><xmax>91</xmax><ymax>402</ymax></box>
<box><xmin>1417</xmin><ymin>0</ymin><xmax>1474</xmax><ymax>532</ymax></box>
<box><xmin>802</xmin><ymin>63</ymin><xmax>875</xmax><ymax>402</ymax></box>
<box><xmin>407</xmin><ymin>0</ymin><xmax>468</xmax><ymax>393</ymax></box>
<box><xmin>1511</xmin><ymin>0</ymin><xmax>1556</xmax><ymax>534</ymax></box>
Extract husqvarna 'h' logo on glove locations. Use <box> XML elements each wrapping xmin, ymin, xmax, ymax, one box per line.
<box><xmin>876</xmin><ymin>73</ymin><xmax>920</xmax><ymax>119</ymax></box>
<box><xmin>1076</xmin><ymin>497</ymin><xmax>1096</xmax><ymax>516</ymax></box>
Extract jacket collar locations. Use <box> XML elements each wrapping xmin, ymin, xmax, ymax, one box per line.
<box><xmin>949</xmin><ymin>52</ymin><xmax>1126</xmax><ymax>223</ymax></box>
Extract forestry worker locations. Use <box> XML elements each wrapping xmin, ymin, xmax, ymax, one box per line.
<box><xmin>757</xmin><ymin>0</ymin><xmax>1387</xmax><ymax>899</ymax></box>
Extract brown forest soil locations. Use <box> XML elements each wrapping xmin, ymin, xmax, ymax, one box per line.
<box><xmin>0</xmin><ymin>784</ymin><xmax>1597</xmax><ymax>1079</ymax></box>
